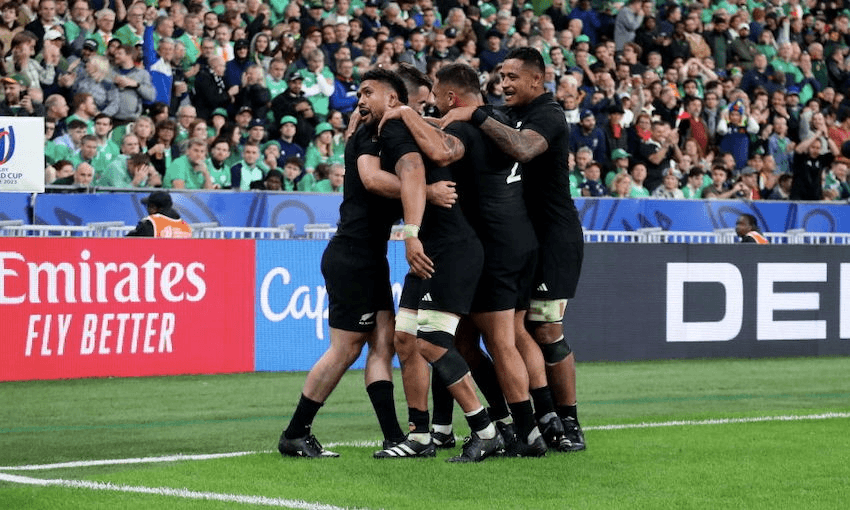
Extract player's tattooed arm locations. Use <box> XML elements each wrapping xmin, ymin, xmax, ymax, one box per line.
<box><xmin>381</xmin><ymin>106</ymin><xmax>466</xmax><ymax>166</ymax></box>
<box><xmin>358</xmin><ymin>153</ymin><xmax>456</xmax><ymax>208</ymax></box>
<box><xmin>479</xmin><ymin>117</ymin><xmax>549</xmax><ymax>163</ymax></box>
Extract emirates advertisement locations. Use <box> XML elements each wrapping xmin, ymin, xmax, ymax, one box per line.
<box><xmin>0</xmin><ymin>238</ymin><xmax>255</xmax><ymax>381</ymax></box>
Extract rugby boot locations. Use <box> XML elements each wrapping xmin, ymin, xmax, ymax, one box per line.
<box><xmin>559</xmin><ymin>416</ymin><xmax>587</xmax><ymax>452</ymax></box>
<box><xmin>446</xmin><ymin>432</ymin><xmax>505</xmax><ymax>463</ymax></box>
<box><xmin>278</xmin><ymin>432</ymin><xmax>340</xmax><ymax>458</ymax></box>
<box><xmin>374</xmin><ymin>436</ymin><xmax>437</xmax><ymax>458</ymax></box>
<box><xmin>430</xmin><ymin>430</ymin><xmax>457</xmax><ymax>449</ymax></box>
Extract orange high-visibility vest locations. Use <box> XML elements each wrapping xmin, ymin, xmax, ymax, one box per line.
<box><xmin>148</xmin><ymin>214</ymin><xmax>193</xmax><ymax>238</ymax></box>
<box><xmin>745</xmin><ymin>231</ymin><xmax>769</xmax><ymax>244</ymax></box>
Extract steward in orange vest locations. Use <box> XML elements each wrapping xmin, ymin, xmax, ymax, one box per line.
<box><xmin>735</xmin><ymin>213</ymin><xmax>769</xmax><ymax>244</ymax></box>
<box><xmin>127</xmin><ymin>191</ymin><xmax>193</xmax><ymax>238</ymax></box>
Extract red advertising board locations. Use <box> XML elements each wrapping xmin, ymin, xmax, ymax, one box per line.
<box><xmin>0</xmin><ymin>238</ymin><xmax>255</xmax><ymax>381</ymax></box>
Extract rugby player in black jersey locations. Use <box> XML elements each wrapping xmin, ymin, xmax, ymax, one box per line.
<box><xmin>441</xmin><ymin>47</ymin><xmax>586</xmax><ymax>452</ymax></box>
<box><xmin>378</xmin><ymin>62</ymin><xmax>550</xmax><ymax>457</ymax></box>
<box><xmin>372</xmin><ymin>72</ymin><xmax>505</xmax><ymax>463</ymax></box>
<box><xmin>278</xmin><ymin>69</ymin><xmax>421</xmax><ymax>458</ymax></box>
<box><xmin>374</xmin><ymin>64</ymin><xmax>512</xmax><ymax>458</ymax></box>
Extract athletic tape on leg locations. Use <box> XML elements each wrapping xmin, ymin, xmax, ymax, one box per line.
<box><xmin>417</xmin><ymin>309</ymin><xmax>460</xmax><ymax>335</ymax></box>
<box><xmin>540</xmin><ymin>336</ymin><xmax>571</xmax><ymax>364</ymax></box>
<box><xmin>395</xmin><ymin>309</ymin><xmax>418</xmax><ymax>336</ymax></box>
<box><xmin>527</xmin><ymin>298</ymin><xmax>568</xmax><ymax>323</ymax></box>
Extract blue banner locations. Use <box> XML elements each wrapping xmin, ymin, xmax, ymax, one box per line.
<box><xmin>254</xmin><ymin>240</ymin><xmax>409</xmax><ymax>372</ymax></box>
<box><xmin>24</xmin><ymin>192</ymin><xmax>850</xmax><ymax>234</ymax></box>
<box><xmin>0</xmin><ymin>192</ymin><xmax>30</xmax><ymax>221</ymax></box>
<box><xmin>33</xmin><ymin>191</ymin><xmax>342</xmax><ymax>234</ymax></box>
<box><xmin>573</xmin><ymin>198</ymin><xmax>840</xmax><ymax>233</ymax></box>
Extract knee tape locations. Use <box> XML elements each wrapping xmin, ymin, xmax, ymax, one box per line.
<box><xmin>540</xmin><ymin>336</ymin><xmax>572</xmax><ymax>365</ymax></box>
<box><xmin>527</xmin><ymin>298</ymin><xmax>568</xmax><ymax>323</ymax></box>
<box><xmin>395</xmin><ymin>309</ymin><xmax>418</xmax><ymax>336</ymax></box>
<box><xmin>430</xmin><ymin>349</ymin><xmax>469</xmax><ymax>387</ymax></box>
<box><xmin>417</xmin><ymin>309</ymin><xmax>460</xmax><ymax>335</ymax></box>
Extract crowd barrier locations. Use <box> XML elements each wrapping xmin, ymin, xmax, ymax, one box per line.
<box><xmin>2</xmin><ymin>191</ymin><xmax>850</xmax><ymax>236</ymax></box>
<box><xmin>2</xmin><ymin>237</ymin><xmax>848</xmax><ymax>382</ymax></box>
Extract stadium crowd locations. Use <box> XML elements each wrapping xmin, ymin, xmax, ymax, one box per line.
<box><xmin>13</xmin><ymin>0</ymin><xmax>850</xmax><ymax>200</ymax></box>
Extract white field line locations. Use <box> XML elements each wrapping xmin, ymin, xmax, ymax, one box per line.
<box><xmin>0</xmin><ymin>472</ymin><xmax>348</xmax><ymax>510</ymax></box>
<box><xmin>583</xmin><ymin>411</ymin><xmax>850</xmax><ymax>431</ymax></box>
<box><xmin>0</xmin><ymin>451</ymin><xmax>256</xmax><ymax>471</ymax></box>
<box><xmin>0</xmin><ymin>412</ymin><xmax>847</xmax><ymax>509</ymax></box>
<box><xmin>1</xmin><ymin>411</ymin><xmax>847</xmax><ymax>473</ymax></box>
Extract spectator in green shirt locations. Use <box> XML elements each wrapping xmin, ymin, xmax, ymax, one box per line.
<box><xmin>99</xmin><ymin>153</ymin><xmax>162</xmax><ymax>188</ymax></box>
<box><xmin>164</xmin><ymin>138</ymin><xmax>215</xmax><ymax>189</ymax></box>
<box><xmin>312</xmin><ymin>162</ymin><xmax>344</xmax><ymax>192</ymax></box>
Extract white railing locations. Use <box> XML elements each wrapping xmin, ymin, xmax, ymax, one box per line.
<box><xmin>4</xmin><ymin>221</ymin><xmax>850</xmax><ymax>244</ymax></box>
<box><xmin>200</xmin><ymin>224</ymin><xmax>295</xmax><ymax>239</ymax></box>
<box><xmin>303</xmin><ymin>223</ymin><xmax>337</xmax><ymax>239</ymax></box>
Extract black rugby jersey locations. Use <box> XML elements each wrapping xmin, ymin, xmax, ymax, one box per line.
<box><xmin>445</xmin><ymin>117</ymin><xmax>536</xmax><ymax>251</ymax></box>
<box><xmin>380</xmin><ymin>118</ymin><xmax>476</xmax><ymax>246</ymax></box>
<box><xmin>503</xmin><ymin>92</ymin><xmax>580</xmax><ymax>235</ymax></box>
<box><xmin>336</xmin><ymin>124</ymin><xmax>402</xmax><ymax>248</ymax></box>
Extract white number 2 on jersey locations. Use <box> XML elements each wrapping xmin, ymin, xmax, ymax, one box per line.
<box><xmin>506</xmin><ymin>162</ymin><xmax>521</xmax><ymax>184</ymax></box>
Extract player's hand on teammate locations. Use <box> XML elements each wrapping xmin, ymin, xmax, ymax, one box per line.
<box><xmin>438</xmin><ymin>106</ymin><xmax>476</xmax><ymax>129</ymax></box>
<box><xmin>378</xmin><ymin>105</ymin><xmax>412</xmax><ymax>134</ymax></box>
<box><xmin>344</xmin><ymin>110</ymin><xmax>361</xmax><ymax>141</ymax></box>
<box><xmin>405</xmin><ymin>237</ymin><xmax>434</xmax><ymax>279</ymax></box>
<box><xmin>426</xmin><ymin>180</ymin><xmax>457</xmax><ymax>208</ymax></box>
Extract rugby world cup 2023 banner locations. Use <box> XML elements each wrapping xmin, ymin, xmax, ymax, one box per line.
<box><xmin>0</xmin><ymin>117</ymin><xmax>45</xmax><ymax>193</ymax></box>
<box><xmin>0</xmin><ymin>238</ymin><xmax>255</xmax><ymax>381</ymax></box>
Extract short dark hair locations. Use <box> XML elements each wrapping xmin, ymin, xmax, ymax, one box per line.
<box><xmin>361</xmin><ymin>67</ymin><xmax>409</xmax><ymax>105</ymax></box>
<box><xmin>739</xmin><ymin>213</ymin><xmax>758</xmax><ymax>229</ymax></box>
<box><xmin>284</xmin><ymin>156</ymin><xmax>303</xmax><ymax>169</ymax></box>
<box><xmin>266</xmin><ymin>169</ymin><xmax>284</xmax><ymax>181</ymax></box>
<box><xmin>129</xmin><ymin>153</ymin><xmax>151</xmax><ymax>167</ymax></box>
<box><xmin>395</xmin><ymin>62</ymin><xmax>433</xmax><ymax>98</ymax></box>
<box><xmin>435</xmin><ymin>62</ymin><xmax>480</xmax><ymax>96</ymax></box>
<box><xmin>505</xmin><ymin>46</ymin><xmax>545</xmax><ymax>74</ymax></box>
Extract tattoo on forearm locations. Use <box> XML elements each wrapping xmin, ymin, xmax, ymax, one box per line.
<box><xmin>442</xmin><ymin>135</ymin><xmax>462</xmax><ymax>161</ymax></box>
<box><xmin>480</xmin><ymin>117</ymin><xmax>544</xmax><ymax>161</ymax></box>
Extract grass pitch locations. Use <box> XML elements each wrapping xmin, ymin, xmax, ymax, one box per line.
<box><xmin>1</xmin><ymin>357</ymin><xmax>848</xmax><ymax>509</ymax></box>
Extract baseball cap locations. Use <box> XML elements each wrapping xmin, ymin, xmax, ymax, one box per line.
<box><xmin>234</xmin><ymin>39</ymin><xmax>249</xmax><ymax>50</ymax></box>
<box><xmin>309</xmin><ymin>1</ymin><xmax>322</xmax><ymax>9</ymax></box>
<box><xmin>786</xmin><ymin>86</ymin><xmax>801</xmax><ymax>96</ymax></box>
<box><xmin>364</xmin><ymin>0</ymin><xmax>380</xmax><ymax>7</ymax></box>
<box><xmin>611</xmin><ymin>149</ymin><xmax>630</xmax><ymax>160</ymax></box>
<box><xmin>83</xmin><ymin>38</ymin><xmax>98</xmax><ymax>51</ymax></box>
<box><xmin>314</xmin><ymin>122</ymin><xmax>333</xmax><ymax>136</ymax></box>
<box><xmin>738</xmin><ymin>23</ymin><xmax>749</xmax><ymax>31</ymax></box>
<box><xmin>575</xmin><ymin>34</ymin><xmax>590</xmax><ymax>44</ymax></box>
<box><xmin>211</xmin><ymin>107</ymin><xmax>228</xmax><ymax>118</ymax></box>
<box><xmin>288</xmin><ymin>73</ymin><xmax>304</xmax><ymax>82</ymax></box>
<box><xmin>740</xmin><ymin>166</ymin><xmax>757</xmax><ymax>176</ymax></box>
<box><xmin>280</xmin><ymin>115</ymin><xmax>298</xmax><ymax>126</ymax></box>
<box><xmin>237</xmin><ymin>105</ymin><xmax>253</xmax><ymax>115</ymax></box>
<box><xmin>522</xmin><ymin>3</ymin><xmax>534</xmax><ymax>11</ymax></box>
<box><xmin>44</xmin><ymin>29</ymin><xmax>64</xmax><ymax>41</ymax></box>
<box><xmin>480</xmin><ymin>3</ymin><xmax>496</xmax><ymax>18</ymax></box>
<box><xmin>445</xmin><ymin>27</ymin><xmax>458</xmax><ymax>38</ymax></box>
<box><xmin>1</xmin><ymin>73</ymin><xmax>30</xmax><ymax>87</ymax></box>
<box><xmin>249</xmin><ymin>118</ymin><xmax>266</xmax><ymax>129</ymax></box>
<box><xmin>141</xmin><ymin>191</ymin><xmax>173</xmax><ymax>209</ymax></box>
<box><xmin>580</xmin><ymin>109</ymin><xmax>593</xmax><ymax>120</ymax></box>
